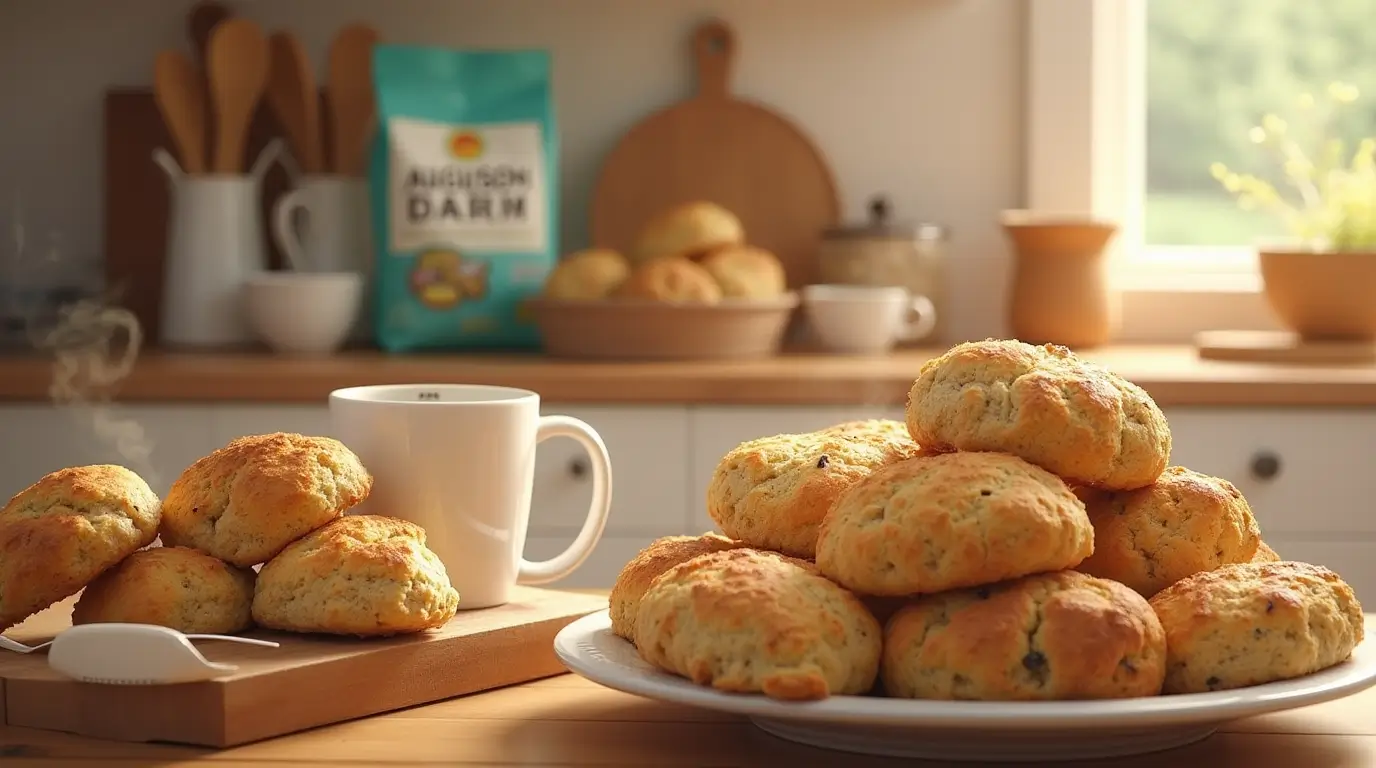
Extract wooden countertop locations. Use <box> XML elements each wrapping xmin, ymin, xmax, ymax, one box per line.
<box><xmin>3</xmin><ymin>597</ymin><xmax>1374</xmax><ymax>767</ymax></box>
<box><xmin>2</xmin><ymin>345</ymin><xmax>1376</xmax><ymax>406</ymax></box>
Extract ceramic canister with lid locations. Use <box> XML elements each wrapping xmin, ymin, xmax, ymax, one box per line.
<box><xmin>817</xmin><ymin>196</ymin><xmax>948</xmax><ymax>343</ymax></box>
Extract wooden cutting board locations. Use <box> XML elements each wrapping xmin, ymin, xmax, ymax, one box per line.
<box><xmin>0</xmin><ymin>586</ymin><xmax>605</xmax><ymax>747</ymax></box>
<box><xmin>104</xmin><ymin>90</ymin><xmax>329</xmax><ymax>343</ymax></box>
<box><xmin>590</xmin><ymin>19</ymin><xmax>840</xmax><ymax>289</ymax></box>
<box><xmin>1195</xmin><ymin>329</ymin><xmax>1376</xmax><ymax>365</ymax></box>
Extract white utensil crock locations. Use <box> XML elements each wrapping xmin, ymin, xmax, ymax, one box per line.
<box><xmin>272</xmin><ymin>175</ymin><xmax>373</xmax><ymax>340</ymax></box>
<box><xmin>156</xmin><ymin>140</ymin><xmax>284</xmax><ymax>348</ymax></box>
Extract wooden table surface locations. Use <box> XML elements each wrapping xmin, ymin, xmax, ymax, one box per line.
<box><xmin>2</xmin><ymin>601</ymin><xmax>1374</xmax><ymax>767</ymax></box>
<box><xmin>3</xmin><ymin>345</ymin><xmax>1376</xmax><ymax>406</ymax></box>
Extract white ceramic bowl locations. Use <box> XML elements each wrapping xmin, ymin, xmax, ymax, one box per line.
<box><xmin>244</xmin><ymin>271</ymin><xmax>363</xmax><ymax>356</ymax></box>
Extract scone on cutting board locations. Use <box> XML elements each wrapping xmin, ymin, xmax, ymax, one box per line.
<box><xmin>253</xmin><ymin>514</ymin><xmax>460</xmax><ymax>637</ymax></box>
<box><xmin>73</xmin><ymin>546</ymin><xmax>255</xmax><ymax>634</ymax></box>
<box><xmin>159</xmin><ymin>432</ymin><xmax>373</xmax><ymax>567</ymax></box>
<box><xmin>0</xmin><ymin>464</ymin><xmax>161</xmax><ymax>631</ymax></box>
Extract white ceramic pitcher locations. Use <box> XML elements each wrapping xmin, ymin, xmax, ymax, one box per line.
<box><xmin>156</xmin><ymin>139</ymin><xmax>285</xmax><ymax>348</ymax></box>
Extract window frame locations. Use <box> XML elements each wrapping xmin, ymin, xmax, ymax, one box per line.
<box><xmin>1025</xmin><ymin>0</ymin><xmax>1263</xmax><ymax>293</ymax></box>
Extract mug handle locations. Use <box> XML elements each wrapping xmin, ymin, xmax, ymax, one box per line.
<box><xmin>900</xmin><ymin>295</ymin><xmax>938</xmax><ymax>341</ymax></box>
<box><xmin>272</xmin><ymin>187</ymin><xmax>310</xmax><ymax>272</ymax></box>
<box><xmin>518</xmin><ymin>415</ymin><xmax>613</xmax><ymax>584</ymax></box>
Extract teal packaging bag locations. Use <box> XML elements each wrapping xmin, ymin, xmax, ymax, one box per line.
<box><xmin>369</xmin><ymin>45</ymin><xmax>558</xmax><ymax>351</ymax></box>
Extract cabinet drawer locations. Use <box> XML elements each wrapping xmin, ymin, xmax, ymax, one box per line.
<box><xmin>1163</xmin><ymin>408</ymin><xmax>1376</xmax><ymax>534</ymax></box>
<box><xmin>530</xmin><ymin>405</ymin><xmax>690</xmax><ymax>537</ymax></box>
<box><xmin>688</xmin><ymin>405</ymin><xmax>905</xmax><ymax>532</ymax></box>
<box><xmin>0</xmin><ymin>404</ymin><xmax>215</xmax><ymax>498</ymax></box>
<box><xmin>525</xmin><ymin>534</ymin><xmax>675</xmax><ymax>589</ymax></box>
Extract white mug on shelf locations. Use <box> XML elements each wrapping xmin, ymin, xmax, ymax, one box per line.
<box><xmin>802</xmin><ymin>284</ymin><xmax>938</xmax><ymax>354</ymax></box>
<box><xmin>156</xmin><ymin>140</ymin><xmax>285</xmax><ymax>348</ymax></box>
<box><xmin>329</xmin><ymin>384</ymin><xmax>613</xmax><ymax>610</ymax></box>
<box><xmin>273</xmin><ymin>175</ymin><xmax>373</xmax><ymax>340</ymax></box>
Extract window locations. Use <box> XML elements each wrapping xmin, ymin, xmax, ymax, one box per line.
<box><xmin>1028</xmin><ymin>0</ymin><xmax>1376</xmax><ymax>295</ymax></box>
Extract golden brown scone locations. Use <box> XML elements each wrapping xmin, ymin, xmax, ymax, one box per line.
<box><xmin>615</xmin><ymin>257</ymin><xmax>723</xmax><ymax>303</ymax></box>
<box><xmin>0</xmin><ymin>465</ymin><xmax>160</xmax><ymax>631</ymax></box>
<box><xmin>816</xmin><ymin>452</ymin><xmax>1094</xmax><ymax>596</ymax></box>
<box><xmin>73</xmin><ymin>546</ymin><xmax>255</xmax><ymax>634</ymax></box>
<box><xmin>706</xmin><ymin>423</ymin><xmax>920</xmax><ymax>559</ymax></box>
<box><xmin>906</xmin><ymin>339</ymin><xmax>1172</xmax><ymax>490</ymax></box>
<box><xmin>160</xmin><ymin>433</ymin><xmax>373</xmax><ymax>567</ymax></box>
<box><xmin>252</xmin><ymin>515</ymin><xmax>459</xmax><ymax>637</ymax></box>
<box><xmin>542</xmin><ymin>248</ymin><xmax>631</xmax><ymax>300</ymax></box>
<box><xmin>883</xmin><ymin>571</ymin><xmax>1166</xmax><ymax>700</ymax></box>
<box><xmin>634</xmin><ymin>548</ymin><xmax>881</xmax><ymax>700</ymax></box>
<box><xmin>699</xmin><ymin>245</ymin><xmax>787</xmax><ymax>298</ymax></box>
<box><xmin>1076</xmin><ymin>466</ymin><xmax>1261</xmax><ymax>597</ymax></box>
<box><xmin>609</xmin><ymin>532</ymin><xmax>745</xmax><ymax>642</ymax></box>
<box><xmin>632</xmin><ymin>201</ymin><xmax>744</xmax><ymax>263</ymax></box>
<box><xmin>1253</xmin><ymin>540</ymin><xmax>1281</xmax><ymax>562</ymax></box>
<box><xmin>1149</xmin><ymin>561</ymin><xmax>1364</xmax><ymax>694</ymax></box>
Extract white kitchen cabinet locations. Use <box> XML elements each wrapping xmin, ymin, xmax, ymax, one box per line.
<box><xmin>687</xmin><ymin>405</ymin><xmax>905</xmax><ymax>532</ymax></box>
<box><xmin>1162</xmin><ymin>407</ymin><xmax>1376</xmax><ymax>535</ymax></box>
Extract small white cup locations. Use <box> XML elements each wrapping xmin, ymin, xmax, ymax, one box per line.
<box><xmin>802</xmin><ymin>284</ymin><xmax>938</xmax><ymax>354</ymax></box>
<box><xmin>243</xmin><ymin>271</ymin><xmax>362</xmax><ymax>356</ymax></box>
<box><xmin>329</xmin><ymin>384</ymin><xmax>613</xmax><ymax>610</ymax></box>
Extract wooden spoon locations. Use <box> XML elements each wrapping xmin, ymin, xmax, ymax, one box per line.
<box><xmin>206</xmin><ymin>18</ymin><xmax>269</xmax><ymax>174</ymax></box>
<box><xmin>326</xmin><ymin>23</ymin><xmax>381</xmax><ymax>175</ymax></box>
<box><xmin>152</xmin><ymin>49</ymin><xmax>209</xmax><ymax>174</ymax></box>
<box><xmin>267</xmin><ymin>31</ymin><xmax>324</xmax><ymax>173</ymax></box>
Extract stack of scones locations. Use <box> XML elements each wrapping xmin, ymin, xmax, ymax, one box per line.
<box><xmin>610</xmin><ymin>339</ymin><xmax>1365</xmax><ymax>701</ymax></box>
<box><xmin>0</xmin><ymin>433</ymin><xmax>459</xmax><ymax>639</ymax></box>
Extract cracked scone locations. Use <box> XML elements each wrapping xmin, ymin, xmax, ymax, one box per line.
<box><xmin>615</xmin><ymin>257</ymin><xmax>723</xmax><ymax>303</ymax></box>
<box><xmin>634</xmin><ymin>548</ymin><xmax>881</xmax><ymax>700</ymax></box>
<box><xmin>73</xmin><ymin>546</ymin><xmax>255</xmax><ymax>634</ymax></box>
<box><xmin>1148</xmin><ymin>561</ymin><xmax>1363</xmax><ymax>694</ymax></box>
<box><xmin>0</xmin><ymin>465</ymin><xmax>161</xmax><ymax>631</ymax></box>
<box><xmin>883</xmin><ymin>570</ymin><xmax>1167</xmax><ymax>700</ymax></box>
<box><xmin>1076</xmin><ymin>466</ymin><xmax>1261</xmax><ymax>597</ymax></box>
<box><xmin>707</xmin><ymin>420</ymin><xmax>920</xmax><ymax>559</ymax></box>
<box><xmin>609</xmin><ymin>532</ymin><xmax>746</xmax><ymax>642</ymax></box>
<box><xmin>252</xmin><ymin>515</ymin><xmax>459</xmax><ymax>637</ymax></box>
<box><xmin>160</xmin><ymin>433</ymin><xmax>373</xmax><ymax>567</ymax></box>
<box><xmin>816</xmin><ymin>452</ymin><xmax>1094</xmax><ymax>596</ymax></box>
<box><xmin>906</xmin><ymin>339</ymin><xmax>1172</xmax><ymax>490</ymax></box>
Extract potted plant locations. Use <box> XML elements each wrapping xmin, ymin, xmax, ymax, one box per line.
<box><xmin>1211</xmin><ymin>82</ymin><xmax>1376</xmax><ymax>341</ymax></box>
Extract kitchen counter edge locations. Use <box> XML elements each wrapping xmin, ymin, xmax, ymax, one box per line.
<box><xmin>1</xmin><ymin>346</ymin><xmax>1375</xmax><ymax>407</ymax></box>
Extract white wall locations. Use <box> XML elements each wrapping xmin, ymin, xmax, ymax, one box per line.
<box><xmin>0</xmin><ymin>0</ymin><xmax>1024</xmax><ymax>342</ymax></box>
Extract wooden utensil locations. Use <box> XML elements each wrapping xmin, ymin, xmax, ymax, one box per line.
<box><xmin>151</xmin><ymin>49</ymin><xmax>208</xmax><ymax>174</ymax></box>
<box><xmin>206</xmin><ymin>17</ymin><xmax>269</xmax><ymax>173</ymax></box>
<box><xmin>267</xmin><ymin>31</ymin><xmax>325</xmax><ymax>173</ymax></box>
<box><xmin>326</xmin><ymin>23</ymin><xmax>381</xmax><ymax>175</ymax></box>
<box><xmin>590</xmin><ymin>19</ymin><xmax>840</xmax><ymax>289</ymax></box>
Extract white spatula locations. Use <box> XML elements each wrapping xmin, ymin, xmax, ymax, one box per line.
<box><xmin>38</xmin><ymin>623</ymin><xmax>279</xmax><ymax>685</ymax></box>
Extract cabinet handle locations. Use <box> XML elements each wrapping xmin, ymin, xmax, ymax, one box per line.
<box><xmin>1250</xmin><ymin>451</ymin><xmax>1281</xmax><ymax>481</ymax></box>
<box><xmin>568</xmin><ymin>458</ymin><xmax>588</xmax><ymax>479</ymax></box>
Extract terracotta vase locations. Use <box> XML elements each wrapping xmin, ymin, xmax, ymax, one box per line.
<box><xmin>1258</xmin><ymin>248</ymin><xmax>1376</xmax><ymax>341</ymax></box>
<box><xmin>1001</xmin><ymin>212</ymin><xmax>1119</xmax><ymax>348</ymax></box>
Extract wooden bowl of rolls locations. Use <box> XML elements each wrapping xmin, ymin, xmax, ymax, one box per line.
<box><xmin>531</xmin><ymin>201</ymin><xmax>799</xmax><ymax>360</ymax></box>
<box><xmin>0</xmin><ymin>433</ymin><xmax>459</xmax><ymax>639</ymax></box>
<box><xmin>610</xmin><ymin>338</ymin><xmax>1367</xmax><ymax>702</ymax></box>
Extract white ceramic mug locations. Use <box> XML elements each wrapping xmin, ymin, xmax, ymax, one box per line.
<box><xmin>802</xmin><ymin>284</ymin><xmax>938</xmax><ymax>354</ymax></box>
<box><xmin>272</xmin><ymin>175</ymin><xmax>372</xmax><ymax>274</ymax></box>
<box><xmin>329</xmin><ymin>384</ymin><xmax>613</xmax><ymax>610</ymax></box>
<box><xmin>274</xmin><ymin>175</ymin><xmax>373</xmax><ymax>340</ymax></box>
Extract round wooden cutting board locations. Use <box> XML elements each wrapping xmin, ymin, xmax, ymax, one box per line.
<box><xmin>590</xmin><ymin>19</ymin><xmax>840</xmax><ymax>289</ymax></box>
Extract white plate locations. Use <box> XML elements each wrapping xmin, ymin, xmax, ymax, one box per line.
<box><xmin>554</xmin><ymin>610</ymin><xmax>1376</xmax><ymax>763</ymax></box>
